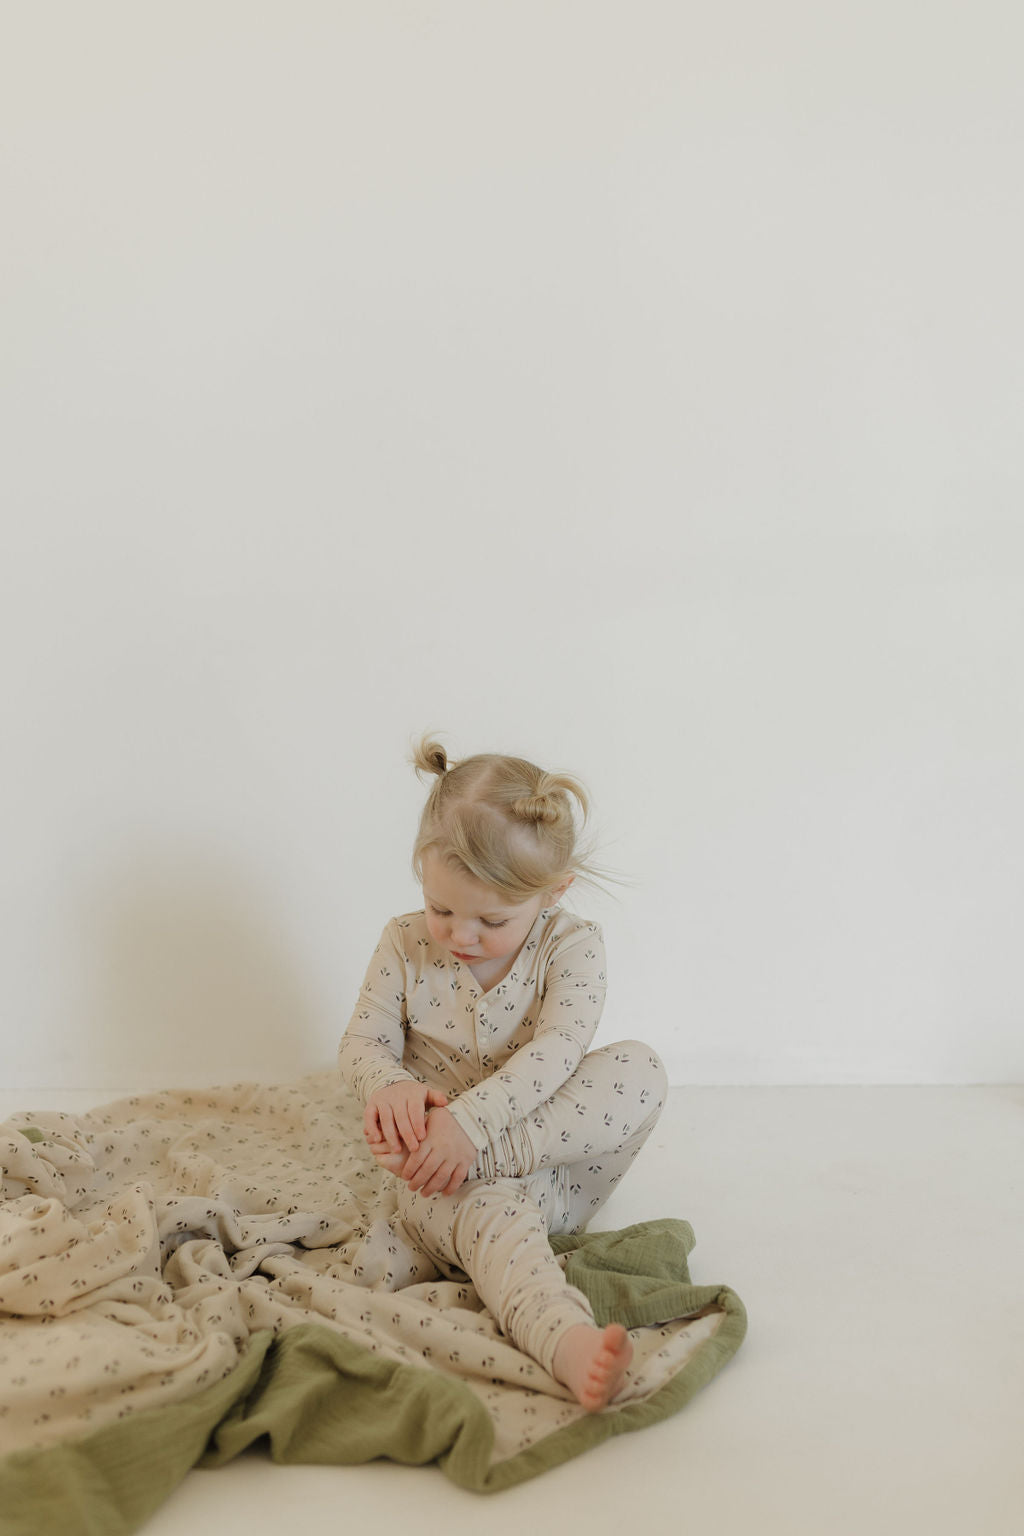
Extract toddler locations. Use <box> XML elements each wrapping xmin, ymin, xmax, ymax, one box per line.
<box><xmin>338</xmin><ymin>739</ymin><xmax>667</xmax><ymax>1410</ymax></box>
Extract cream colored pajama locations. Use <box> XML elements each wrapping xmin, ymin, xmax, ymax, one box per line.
<box><xmin>339</xmin><ymin>907</ymin><xmax>667</xmax><ymax>1375</ymax></box>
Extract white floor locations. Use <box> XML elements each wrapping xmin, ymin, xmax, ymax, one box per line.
<box><xmin>3</xmin><ymin>1085</ymin><xmax>1022</xmax><ymax>1535</ymax></box>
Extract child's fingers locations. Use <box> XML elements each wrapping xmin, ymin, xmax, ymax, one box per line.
<box><xmin>444</xmin><ymin>1159</ymin><xmax>472</xmax><ymax>1196</ymax></box>
<box><xmin>419</xmin><ymin>1156</ymin><xmax>461</xmax><ymax>1198</ymax></box>
<box><xmin>401</xmin><ymin>1142</ymin><xmax>431</xmax><ymax>1185</ymax></box>
<box><xmin>407</xmin><ymin>1148</ymin><xmax>448</xmax><ymax>1193</ymax></box>
<box><xmin>410</xmin><ymin>1097</ymin><xmax>428</xmax><ymax>1143</ymax></box>
<box><xmin>425</xmin><ymin>1088</ymin><xmax>449</xmax><ymax>1109</ymax></box>
<box><xmin>405</xmin><ymin>1142</ymin><xmax>445</xmax><ymax>1185</ymax></box>
<box><xmin>379</xmin><ymin>1105</ymin><xmax>406</xmax><ymax>1154</ymax></box>
<box><xmin>416</xmin><ymin>1163</ymin><xmax>446</xmax><ymax>1197</ymax></box>
<box><xmin>365</xmin><ymin>1101</ymin><xmax>403</xmax><ymax>1153</ymax></box>
<box><xmin>393</xmin><ymin>1100</ymin><xmax>421</xmax><ymax>1152</ymax></box>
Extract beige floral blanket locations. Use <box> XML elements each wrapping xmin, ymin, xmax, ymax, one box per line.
<box><xmin>0</xmin><ymin>1072</ymin><xmax>746</xmax><ymax>1535</ymax></box>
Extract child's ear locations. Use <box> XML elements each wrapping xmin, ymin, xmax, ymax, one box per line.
<box><xmin>548</xmin><ymin>874</ymin><xmax>574</xmax><ymax>904</ymax></box>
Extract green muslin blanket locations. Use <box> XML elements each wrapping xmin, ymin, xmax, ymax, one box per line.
<box><xmin>0</xmin><ymin>1073</ymin><xmax>746</xmax><ymax>1536</ymax></box>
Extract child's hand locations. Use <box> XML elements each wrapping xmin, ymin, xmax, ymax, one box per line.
<box><xmin>400</xmin><ymin>1106</ymin><xmax>476</xmax><ymax>1198</ymax></box>
<box><xmin>365</xmin><ymin>1083</ymin><xmax>449</xmax><ymax>1154</ymax></box>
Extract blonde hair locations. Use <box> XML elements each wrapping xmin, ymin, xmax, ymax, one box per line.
<box><xmin>411</xmin><ymin>736</ymin><xmax>596</xmax><ymax>902</ymax></box>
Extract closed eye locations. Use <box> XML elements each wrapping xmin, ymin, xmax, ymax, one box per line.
<box><xmin>429</xmin><ymin>905</ymin><xmax>508</xmax><ymax>929</ymax></box>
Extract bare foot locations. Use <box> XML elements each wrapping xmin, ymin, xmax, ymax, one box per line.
<box><xmin>552</xmin><ymin>1323</ymin><xmax>633</xmax><ymax>1411</ymax></box>
<box><xmin>368</xmin><ymin>1143</ymin><xmax>409</xmax><ymax>1176</ymax></box>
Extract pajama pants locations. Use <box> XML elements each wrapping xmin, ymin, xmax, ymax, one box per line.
<box><xmin>392</xmin><ymin>1039</ymin><xmax>667</xmax><ymax>1378</ymax></box>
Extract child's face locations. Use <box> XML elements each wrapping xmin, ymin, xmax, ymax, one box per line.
<box><xmin>421</xmin><ymin>851</ymin><xmax>568</xmax><ymax>975</ymax></box>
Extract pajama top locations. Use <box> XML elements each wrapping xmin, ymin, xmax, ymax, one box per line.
<box><xmin>338</xmin><ymin>906</ymin><xmax>607</xmax><ymax>1152</ymax></box>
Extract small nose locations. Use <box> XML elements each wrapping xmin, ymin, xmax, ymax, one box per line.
<box><xmin>450</xmin><ymin>919</ymin><xmax>476</xmax><ymax>944</ymax></box>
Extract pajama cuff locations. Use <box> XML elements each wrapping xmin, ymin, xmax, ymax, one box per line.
<box><xmin>447</xmin><ymin>1075</ymin><xmax>520</xmax><ymax>1150</ymax></box>
<box><xmin>446</xmin><ymin>1097</ymin><xmax>494</xmax><ymax>1153</ymax></box>
<box><xmin>359</xmin><ymin>1066</ymin><xmax>421</xmax><ymax>1103</ymax></box>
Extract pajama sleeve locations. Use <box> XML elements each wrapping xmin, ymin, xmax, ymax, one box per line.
<box><xmin>446</xmin><ymin>921</ymin><xmax>607</xmax><ymax>1150</ymax></box>
<box><xmin>338</xmin><ymin>920</ymin><xmax>419</xmax><ymax>1103</ymax></box>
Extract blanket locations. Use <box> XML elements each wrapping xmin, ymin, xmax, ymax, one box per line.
<box><xmin>0</xmin><ymin>1072</ymin><xmax>746</xmax><ymax>1535</ymax></box>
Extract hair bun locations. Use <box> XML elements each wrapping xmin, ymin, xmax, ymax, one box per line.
<box><xmin>413</xmin><ymin>737</ymin><xmax>449</xmax><ymax>778</ymax></box>
<box><xmin>511</xmin><ymin>791</ymin><xmax>560</xmax><ymax>824</ymax></box>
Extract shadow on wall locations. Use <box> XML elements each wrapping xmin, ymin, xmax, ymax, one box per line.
<box><xmin>80</xmin><ymin>849</ymin><xmax>324</xmax><ymax>1091</ymax></box>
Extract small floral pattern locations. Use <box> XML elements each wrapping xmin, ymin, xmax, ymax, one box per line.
<box><xmin>1</xmin><ymin>1073</ymin><xmax>719</xmax><ymax>1465</ymax></box>
<box><xmin>338</xmin><ymin>908</ymin><xmax>608</xmax><ymax>1150</ymax></box>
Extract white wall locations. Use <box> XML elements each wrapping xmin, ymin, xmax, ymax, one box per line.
<box><xmin>2</xmin><ymin>2</ymin><xmax>1021</xmax><ymax>1092</ymax></box>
